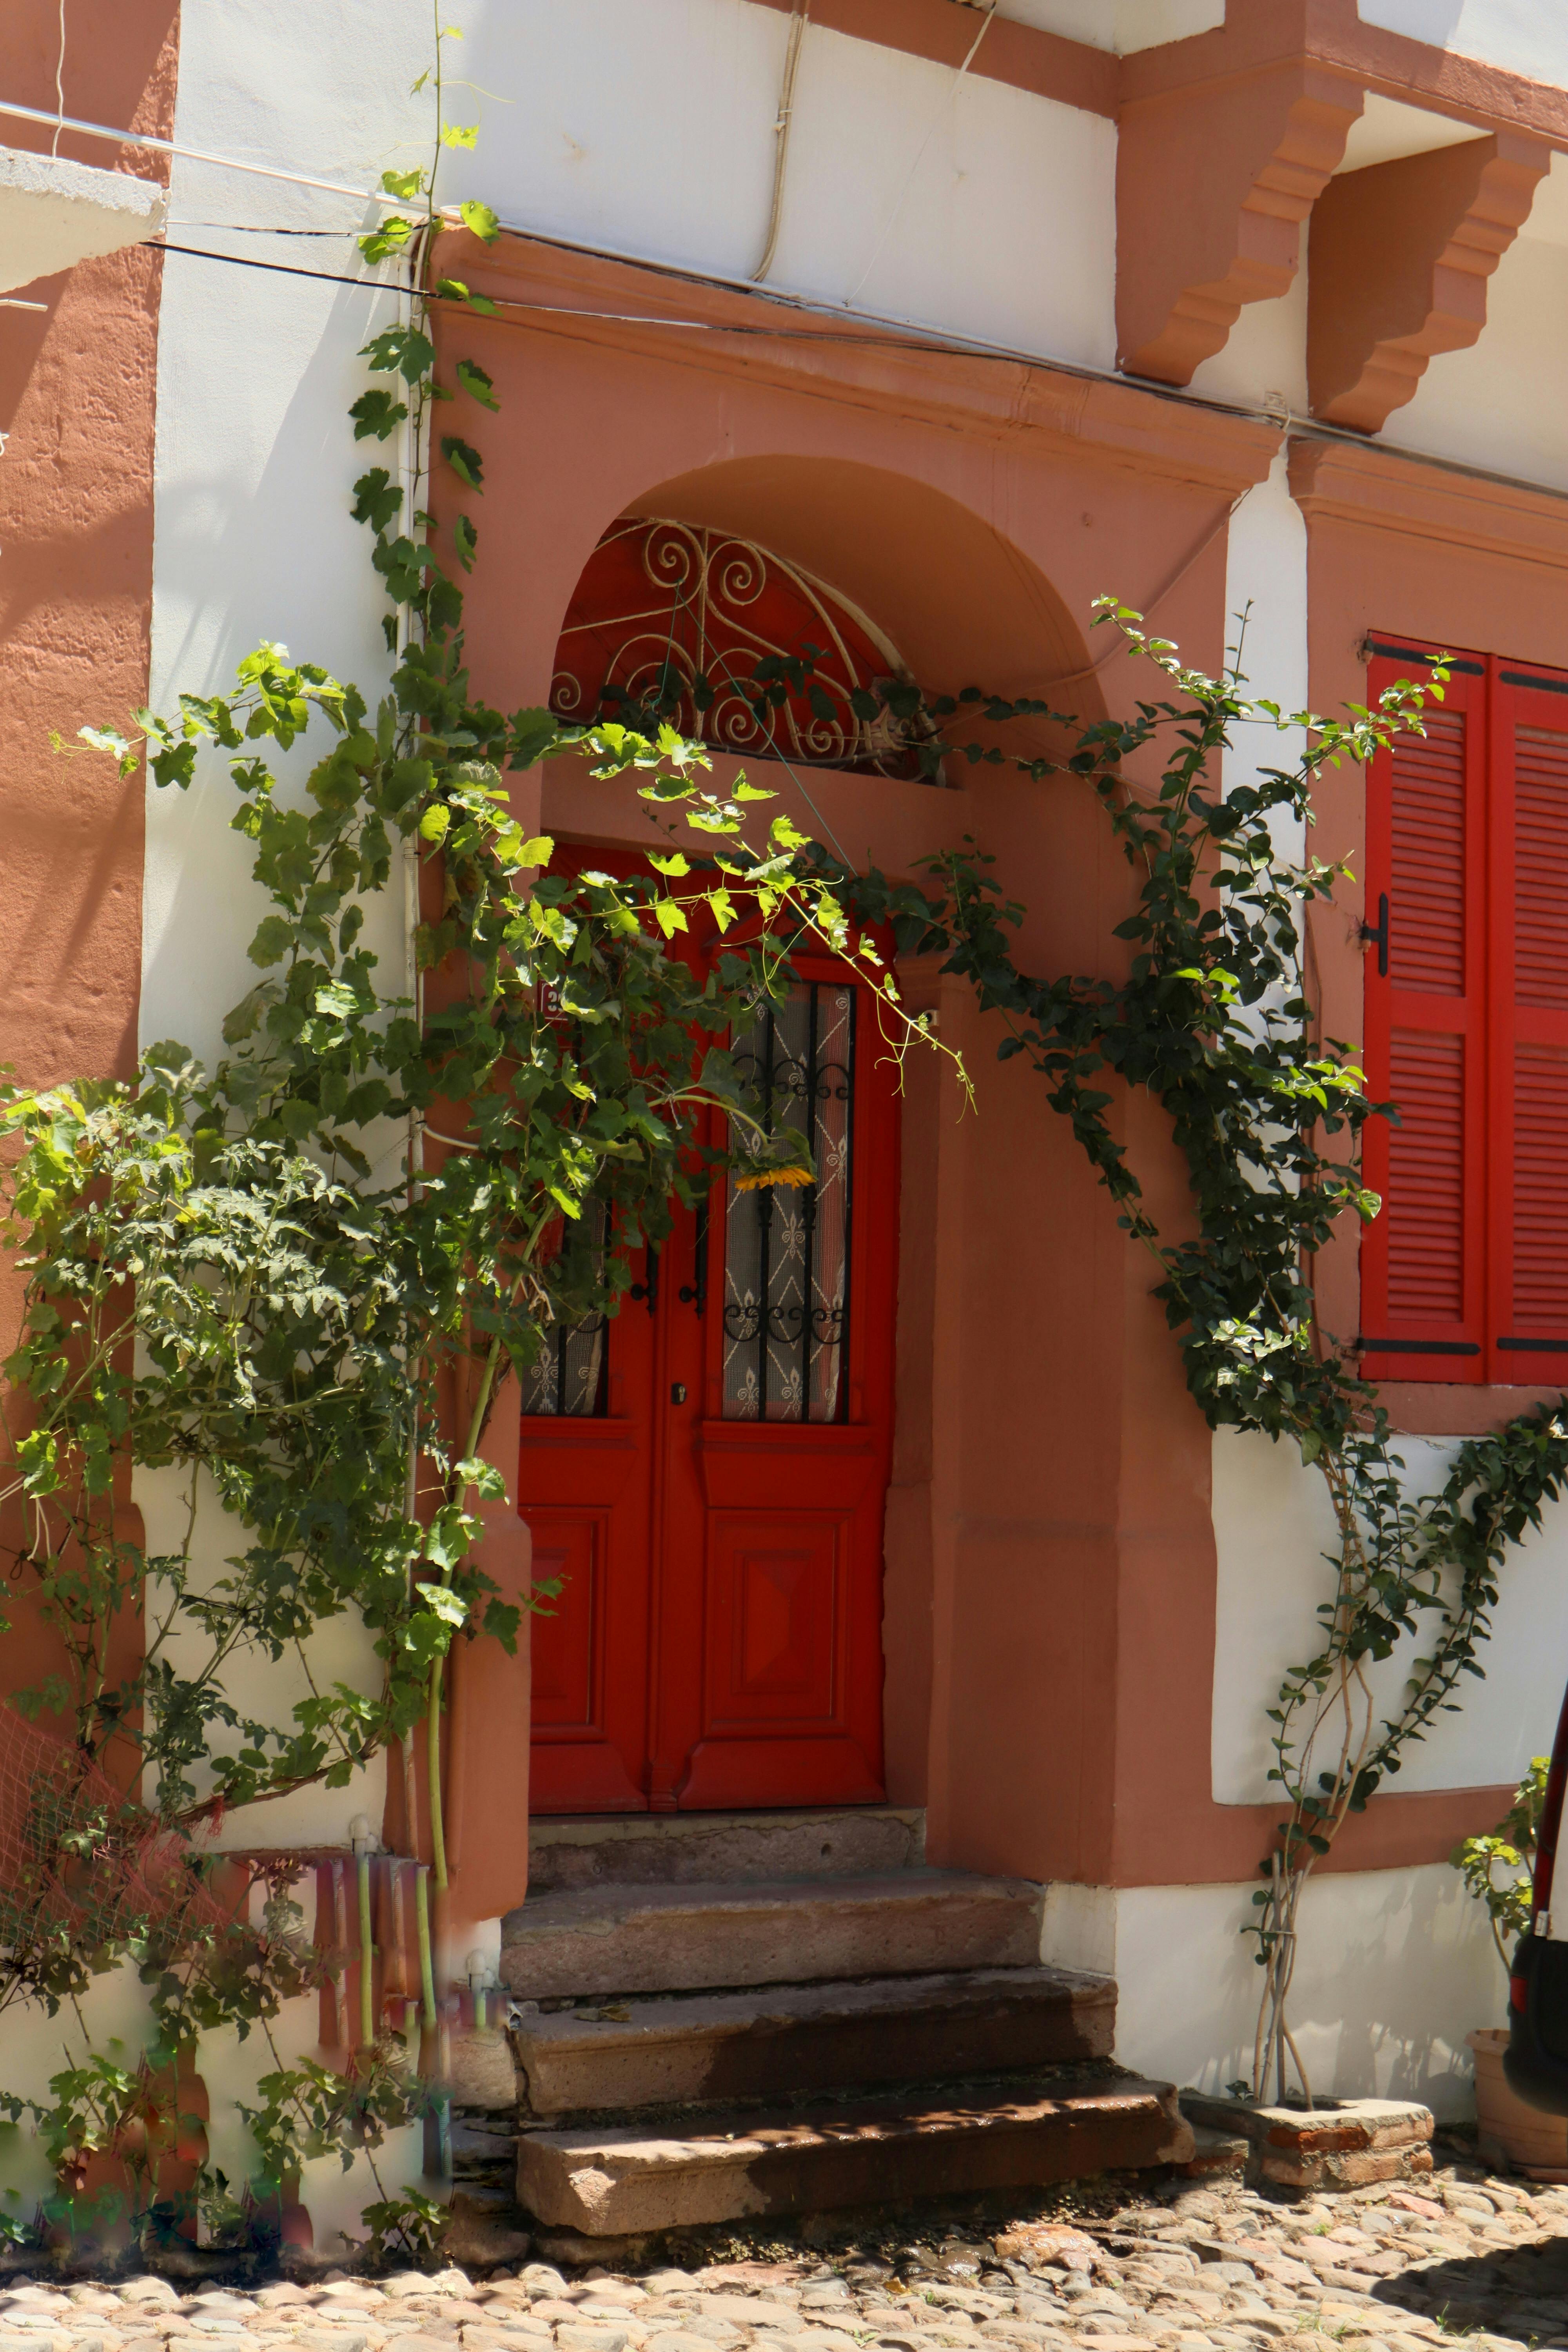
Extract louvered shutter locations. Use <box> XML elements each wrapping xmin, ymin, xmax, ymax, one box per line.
<box><xmin>1488</xmin><ymin>666</ymin><xmax>1568</xmax><ymax>1381</ymax></box>
<box><xmin>1359</xmin><ymin>644</ymin><xmax>1487</xmax><ymax>1381</ymax></box>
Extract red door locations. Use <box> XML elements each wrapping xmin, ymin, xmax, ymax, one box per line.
<box><xmin>521</xmin><ymin>950</ymin><xmax>898</xmax><ymax>1811</ymax></box>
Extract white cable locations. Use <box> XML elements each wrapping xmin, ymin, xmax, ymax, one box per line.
<box><xmin>753</xmin><ymin>0</ymin><xmax>810</xmax><ymax>285</ymax></box>
<box><xmin>51</xmin><ymin>0</ymin><xmax>65</xmax><ymax>158</ymax></box>
<box><xmin>844</xmin><ymin>1</ymin><xmax>995</xmax><ymax>308</ymax></box>
<box><xmin>0</xmin><ymin>93</ymin><xmax>409</xmax><ymax>210</ymax></box>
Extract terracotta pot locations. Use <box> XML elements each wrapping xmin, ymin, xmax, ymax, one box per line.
<box><xmin>1469</xmin><ymin>2025</ymin><xmax>1568</xmax><ymax>2176</ymax></box>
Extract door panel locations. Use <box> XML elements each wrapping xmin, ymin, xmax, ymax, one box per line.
<box><xmin>522</xmin><ymin>922</ymin><xmax>897</xmax><ymax>1813</ymax></box>
<box><xmin>709</xmin><ymin>1515</ymin><xmax>842</xmax><ymax>1723</ymax></box>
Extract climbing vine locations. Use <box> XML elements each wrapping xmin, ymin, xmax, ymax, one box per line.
<box><xmin>828</xmin><ymin>620</ymin><xmax>1568</xmax><ymax>2103</ymax></box>
<box><xmin>5</xmin><ymin>11</ymin><xmax>1568</xmax><ymax>2259</ymax></box>
<box><xmin>0</xmin><ymin>27</ymin><xmax>938</xmax><ymax>2254</ymax></box>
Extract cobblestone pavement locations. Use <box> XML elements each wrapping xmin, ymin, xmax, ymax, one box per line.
<box><xmin>9</xmin><ymin>2161</ymin><xmax>1568</xmax><ymax>2352</ymax></box>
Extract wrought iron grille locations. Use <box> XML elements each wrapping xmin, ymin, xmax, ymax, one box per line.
<box><xmin>520</xmin><ymin>1205</ymin><xmax>609</xmax><ymax>1418</ymax></box>
<box><xmin>722</xmin><ymin>984</ymin><xmax>855</xmax><ymax>1424</ymax></box>
<box><xmin>550</xmin><ymin>517</ymin><xmax>927</xmax><ymax>779</ymax></box>
<box><xmin>520</xmin><ymin>1310</ymin><xmax>607</xmax><ymax>1419</ymax></box>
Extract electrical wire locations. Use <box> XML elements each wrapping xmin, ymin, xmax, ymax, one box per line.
<box><xmin>753</xmin><ymin>0</ymin><xmax>810</xmax><ymax>285</ymax></box>
<box><xmin>52</xmin><ymin>0</ymin><xmax>66</xmax><ymax>159</ymax></box>
<box><xmin>24</xmin><ymin>82</ymin><xmax>1566</xmax><ymax>512</ymax></box>
<box><xmin>138</xmin><ymin>231</ymin><xmax>1568</xmax><ymax>524</ymax></box>
<box><xmin>844</xmin><ymin>0</ymin><xmax>996</xmax><ymax>308</ymax></box>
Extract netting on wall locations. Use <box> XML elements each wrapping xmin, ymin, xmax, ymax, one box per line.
<box><xmin>0</xmin><ymin>1710</ymin><xmax>230</xmax><ymax>1994</ymax></box>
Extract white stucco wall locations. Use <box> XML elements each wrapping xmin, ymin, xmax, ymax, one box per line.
<box><xmin>1108</xmin><ymin>1867</ymin><xmax>1502</xmax><ymax>2119</ymax></box>
<box><xmin>997</xmin><ymin>0</ymin><xmax>1223</xmax><ymax>49</ymax></box>
<box><xmin>1381</xmin><ymin>216</ymin><xmax>1568</xmax><ymax>494</ymax></box>
<box><xmin>449</xmin><ymin>0</ymin><xmax>1116</xmax><ymax>365</ymax></box>
<box><xmin>1191</xmin><ymin>269</ymin><xmax>1308</xmax><ymax>419</ymax></box>
<box><xmin>1211</xmin><ymin>1426</ymin><xmax>1568</xmax><ymax>1807</ymax></box>
<box><xmin>144</xmin><ymin>0</ymin><xmax>431</xmax><ymax>1893</ymax></box>
<box><xmin>1357</xmin><ymin>0</ymin><xmax>1568</xmax><ymax>85</ymax></box>
<box><xmin>1218</xmin><ymin>446</ymin><xmax>1308</xmax><ymax>862</ymax></box>
<box><xmin>1042</xmin><ymin>1867</ymin><xmax>1501</xmax><ymax>2118</ymax></box>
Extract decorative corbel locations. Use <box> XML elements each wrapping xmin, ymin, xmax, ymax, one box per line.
<box><xmin>1307</xmin><ymin>133</ymin><xmax>1552</xmax><ymax>434</ymax></box>
<box><xmin>1117</xmin><ymin>64</ymin><xmax>1363</xmax><ymax>385</ymax></box>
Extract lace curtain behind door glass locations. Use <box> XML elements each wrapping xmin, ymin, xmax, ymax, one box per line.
<box><xmin>722</xmin><ymin>984</ymin><xmax>854</xmax><ymax>1423</ymax></box>
<box><xmin>521</xmin><ymin>1204</ymin><xmax>608</xmax><ymax>1417</ymax></box>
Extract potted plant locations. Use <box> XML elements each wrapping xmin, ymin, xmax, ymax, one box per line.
<box><xmin>1452</xmin><ymin>1759</ymin><xmax>1568</xmax><ymax>2174</ymax></box>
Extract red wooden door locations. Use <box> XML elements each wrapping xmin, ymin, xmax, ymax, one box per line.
<box><xmin>523</xmin><ymin>953</ymin><xmax>898</xmax><ymax>1812</ymax></box>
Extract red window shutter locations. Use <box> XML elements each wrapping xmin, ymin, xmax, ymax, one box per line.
<box><xmin>1488</xmin><ymin>668</ymin><xmax>1568</xmax><ymax>1380</ymax></box>
<box><xmin>1359</xmin><ymin>645</ymin><xmax>1487</xmax><ymax>1381</ymax></box>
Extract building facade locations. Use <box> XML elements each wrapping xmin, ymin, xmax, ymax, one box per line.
<box><xmin>5</xmin><ymin>0</ymin><xmax>1568</xmax><ymax>2240</ymax></box>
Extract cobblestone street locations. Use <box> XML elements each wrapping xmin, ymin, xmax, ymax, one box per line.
<box><xmin>9</xmin><ymin>2160</ymin><xmax>1568</xmax><ymax>2352</ymax></box>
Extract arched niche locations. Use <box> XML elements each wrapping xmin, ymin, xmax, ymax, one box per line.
<box><xmin>546</xmin><ymin>456</ymin><xmax>1104</xmax><ymax>783</ymax></box>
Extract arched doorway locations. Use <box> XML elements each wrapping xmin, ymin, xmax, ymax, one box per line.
<box><xmin>523</xmin><ymin>521</ymin><xmax>914</xmax><ymax>1813</ymax></box>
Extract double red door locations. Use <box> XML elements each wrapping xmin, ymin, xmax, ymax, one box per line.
<box><xmin>522</xmin><ymin>956</ymin><xmax>899</xmax><ymax>1812</ymax></box>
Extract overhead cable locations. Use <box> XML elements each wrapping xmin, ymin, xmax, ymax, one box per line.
<box><xmin>142</xmin><ymin>232</ymin><xmax>1568</xmax><ymax>522</ymax></box>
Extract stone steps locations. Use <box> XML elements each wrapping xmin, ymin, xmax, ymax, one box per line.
<box><xmin>513</xmin><ymin>1963</ymin><xmax>1115</xmax><ymax>2117</ymax></box>
<box><xmin>516</xmin><ymin>2073</ymin><xmax>1195</xmax><ymax>2234</ymax></box>
<box><xmin>499</xmin><ymin>1870</ymin><xmax>1044</xmax><ymax>2000</ymax></box>
<box><xmin>528</xmin><ymin>1805</ymin><xmax>925</xmax><ymax>1892</ymax></box>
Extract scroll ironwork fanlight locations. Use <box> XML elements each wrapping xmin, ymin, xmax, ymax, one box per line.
<box><xmin>550</xmin><ymin>517</ymin><xmax>931</xmax><ymax>780</ymax></box>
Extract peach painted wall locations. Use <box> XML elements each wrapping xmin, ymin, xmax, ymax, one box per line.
<box><xmin>0</xmin><ymin>0</ymin><xmax>178</xmax><ymax>1733</ymax></box>
<box><xmin>430</xmin><ymin>232</ymin><xmax>1548</xmax><ymax>1896</ymax></box>
<box><xmin>419</xmin><ymin>234</ymin><xmax>1391</xmax><ymax>1892</ymax></box>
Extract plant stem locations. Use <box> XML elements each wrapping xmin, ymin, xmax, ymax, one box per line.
<box><xmin>423</xmin><ymin>1331</ymin><xmax>504</xmax><ymax>1892</ymax></box>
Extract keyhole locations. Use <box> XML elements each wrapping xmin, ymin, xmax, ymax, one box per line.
<box><xmin>671</xmin><ymin>1383</ymin><xmax>687</xmax><ymax>1405</ymax></box>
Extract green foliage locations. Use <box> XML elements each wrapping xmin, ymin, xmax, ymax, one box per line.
<box><xmin>0</xmin><ymin>19</ymin><xmax>936</xmax><ymax>2245</ymax></box>
<box><xmin>359</xmin><ymin>2183</ymin><xmax>449</xmax><ymax>2264</ymax></box>
<box><xmin>1452</xmin><ymin>1757</ymin><xmax>1548</xmax><ymax>1970</ymax></box>
<box><xmin>238</xmin><ymin>2047</ymin><xmax>429</xmax><ymax>2188</ymax></box>
<box><xmin>820</xmin><ymin>608</ymin><xmax>1568</xmax><ymax>2097</ymax></box>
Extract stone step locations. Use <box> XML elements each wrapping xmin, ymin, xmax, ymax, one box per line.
<box><xmin>528</xmin><ymin>1806</ymin><xmax>925</xmax><ymax>1893</ymax></box>
<box><xmin>513</xmin><ymin>1963</ymin><xmax>1114</xmax><ymax>2116</ymax></box>
<box><xmin>499</xmin><ymin>1870</ymin><xmax>1043</xmax><ymax>2000</ymax></box>
<box><xmin>516</xmin><ymin>2073</ymin><xmax>1194</xmax><ymax>2234</ymax></box>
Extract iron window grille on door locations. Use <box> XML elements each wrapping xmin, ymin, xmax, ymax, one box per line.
<box><xmin>722</xmin><ymin>982</ymin><xmax>855</xmax><ymax>1424</ymax></box>
<box><xmin>1359</xmin><ymin>638</ymin><xmax>1568</xmax><ymax>1384</ymax></box>
<box><xmin>520</xmin><ymin>1202</ymin><xmax>609</xmax><ymax>1418</ymax></box>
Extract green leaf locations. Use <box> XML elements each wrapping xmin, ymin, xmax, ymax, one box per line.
<box><xmin>358</xmin><ymin>214</ymin><xmax>419</xmax><ymax>265</ymax></box>
<box><xmin>508</xmin><ymin>710</ymin><xmax>561</xmax><ymax>769</ymax></box>
<box><xmin>350</xmin><ymin>389</ymin><xmax>409</xmax><ymax>443</ymax></box>
<box><xmin>441</xmin><ymin>124</ymin><xmax>480</xmax><ymax>149</ymax></box>
<box><xmin>440</xmin><ymin>436</ymin><xmax>484</xmax><ymax>491</ymax></box>
<box><xmin>458</xmin><ymin>199</ymin><xmax>501</xmax><ymax>246</ymax></box>
<box><xmin>247</xmin><ymin>915</ymin><xmax>296</xmax><ymax>969</ymax></box>
<box><xmin>360</xmin><ymin>325</ymin><xmax>436</xmax><ymax>386</ymax></box>
<box><xmin>436</xmin><ymin>276</ymin><xmax>498</xmax><ymax>317</ymax></box>
<box><xmin>454</xmin><ymin>358</ymin><xmax>499</xmax><ymax>411</ymax></box>
<box><xmin>351</xmin><ymin>467</ymin><xmax>403</xmax><ymax>533</ymax></box>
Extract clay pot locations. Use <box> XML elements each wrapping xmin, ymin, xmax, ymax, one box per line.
<box><xmin>1469</xmin><ymin>2025</ymin><xmax>1568</xmax><ymax>2177</ymax></box>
